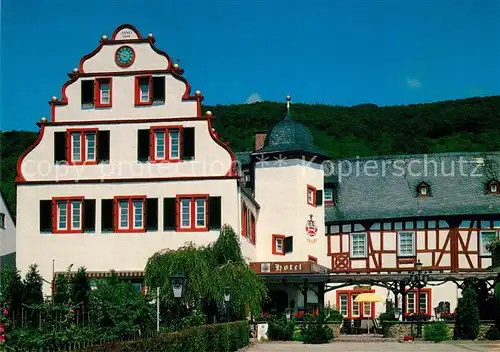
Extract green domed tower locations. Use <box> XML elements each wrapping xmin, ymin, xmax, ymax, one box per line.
<box><xmin>251</xmin><ymin>96</ymin><xmax>329</xmax><ymax>272</ymax></box>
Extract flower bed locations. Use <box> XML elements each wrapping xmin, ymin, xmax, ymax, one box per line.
<box><xmin>76</xmin><ymin>321</ymin><xmax>250</xmax><ymax>352</ymax></box>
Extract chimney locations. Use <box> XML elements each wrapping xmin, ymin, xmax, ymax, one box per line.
<box><xmin>254</xmin><ymin>132</ymin><xmax>267</xmax><ymax>151</ymax></box>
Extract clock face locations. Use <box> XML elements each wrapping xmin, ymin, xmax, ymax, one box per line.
<box><xmin>115</xmin><ymin>46</ymin><xmax>135</xmax><ymax>67</ymax></box>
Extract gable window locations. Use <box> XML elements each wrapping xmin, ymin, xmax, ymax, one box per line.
<box><xmin>398</xmin><ymin>231</ymin><xmax>416</xmax><ymax>257</ymax></box>
<box><xmin>66</xmin><ymin>129</ymin><xmax>98</xmax><ymax>165</ymax></box>
<box><xmin>52</xmin><ymin>197</ymin><xmax>84</xmax><ymax>233</ymax></box>
<box><xmin>350</xmin><ymin>233</ymin><xmax>367</xmax><ymax>258</ymax></box>
<box><xmin>176</xmin><ymin>195</ymin><xmax>208</xmax><ymax>231</ymax></box>
<box><xmin>488</xmin><ymin>180</ymin><xmax>499</xmax><ymax>195</ymax></box>
<box><xmin>0</xmin><ymin>213</ymin><xmax>5</xmax><ymax>229</ymax></box>
<box><xmin>324</xmin><ymin>187</ymin><xmax>334</xmax><ymax>205</ymax></box>
<box><xmin>307</xmin><ymin>185</ymin><xmax>317</xmax><ymax>207</ymax></box>
<box><xmin>95</xmin><ymin>78</ymin><xmax>112</xmax><ymax>107</ymax></box>
<box><xmin>417</xmin><ymin>182</ymin><xmax>429</xmax><ymax>197</ymax></box>
<box><xmin>406</xmin><ymin>289</ymin><xmax>431</xmax><ymax>314</ymax></box>
<box><xmin>151</xmin><ymin>126</ymin><xmax>182</xmax><ymax>162</ymax></box>
<box><xmin>272</xmin><ymin>234</ymin><xmax>285</xmax><ymax>255</ymax></box>
<box><xmin>114</xmin><ymin>196</ymin><xmax>146</xmax><ymax>233</ymax></box>
<box><xmin>479</xmin><ymin>230</ymin><xmax>498</xmax><ymax>256</ymax></box>
<box><xmin>135</xmin><ymin>76</ymin><xmax>166</xmax><ymax>106</ymax></box>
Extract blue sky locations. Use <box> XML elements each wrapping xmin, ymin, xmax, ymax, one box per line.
<box><xmin>1</xmin><ymin>0</ymin><xmax>499</xmax><ymax>131</ymax></box>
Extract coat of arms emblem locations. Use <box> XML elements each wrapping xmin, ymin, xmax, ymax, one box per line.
<box><xmin>305</xmin><ymin>214</ymin><xmax>318</xmax><ymax>243</ymax></box>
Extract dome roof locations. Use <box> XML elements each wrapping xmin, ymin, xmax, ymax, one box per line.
<box><xmin>256</xmin><ymin>97</ymin><xmax>326</xmax><ymax>157</ymax></box>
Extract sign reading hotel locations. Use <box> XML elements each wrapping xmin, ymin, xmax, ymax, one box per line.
<box><xmin>251</xmin><ymin>261</ymin><xmax>329</xmax><ymax>274</ymax></box>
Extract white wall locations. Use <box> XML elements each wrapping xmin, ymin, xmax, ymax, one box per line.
<box><xmin>254</xmin><ymin>159</ymin><xmax>327</xmax><ymax>265</ymax></box>
<box><xmin>17</xmin><ymin>179</ymin><xmax>238</xmax><ymax>294</ymax></box>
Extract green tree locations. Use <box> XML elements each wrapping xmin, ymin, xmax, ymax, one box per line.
<box><xmin>22</xmin><ymin>264</ymin><xmax>43</xmax><ymax>306</ymax></box>
<box><xmin>53</xmin><ymin>274</ymin><xmax>70</xmax><ymax>305</ymax></box>
<box><xmin>454</xmin><ymin>283</ymin><xmax>480</xmax><ymax>339</ymax></box>
<box><xmin>71</xmin><ymin>267</ymin><xmax>91</xmax><ymax>308</ymax></box>
<box><xmin>145</xmin><ymin>224</ymin><xmax>267</xmax><ymax>318</ymax></box>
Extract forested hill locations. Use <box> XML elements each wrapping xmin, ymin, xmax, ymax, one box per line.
<box><xmin>2</xmin><ymin>95</ymin><xmax>500</xmax><ymax>214</ymax></box>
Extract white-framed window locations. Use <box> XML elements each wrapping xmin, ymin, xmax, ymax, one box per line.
<box><xmin>180</xmin><ymin>198</ymin><xmax>191</xmax><ymax>228</ymax></box>
<box><xmin>71</xmin><ymin>200</ymin><xmax>81</xmax><ymax>230</ymax></box>
<box><xmin>407</xmin><ymin>291</ymin><xmax>428</xmax><ymax>314</ymax></box>
<box><xmin>351</xmin><ymin>294</ymin><xmax>360</xmax><ymax>316</ymax></box>
<box><xmin>350</xmin><ymin>233</ymin><xmax>367</xmax><ymax>258</ymax></box>
<box><xmin>307</xmin><ymin>188</ymin><xmax>314</xmax><ymax>204</ymax></box>
<box><xmin>155</xmin><ymin>130</ymin><xmax>165</xmax><ymax>159</ymax></box>
<box><xmin>169</xmin><ymin>129</ymin><xmax>180</xmax><ymax>159</ymax></box>
<box><xmin>363</xmin><ymin>302</ymin><xmax>371</xmax><ymax>317</ymax></box>
<box><xmin>118</xmin><ymin>200</ymin><xmax>129</xmax><ymax>230</ymax></box>
<box><xmin>398</xmin><ymin>231</ymin><xmax>415</xmax><ymax>257</ymax></box>
<box><xmin>100</xmin><ymin>82</ymin><xmax>110</xmax><ymax>104</ymax></box>
<box><xmin>324</xmin><ymin>188</ymin><xmax>333</xmax><ymax>203</ymax></box>
<box><xmin>85</xmin><ymin>132</ymin><xmax>96</xmax><ymax>161</ymax></box>
<box><xmin>71</xmin><ymin>132</ymin><xmax>81</xmax><ymax>162</ymax></box>
<box><xmin>140</xmin><ymin>81</ymin><xmax>149</xmax><ymax>102</ymax></box>
<box><xmin>479</xmin><ymin>230</ymin><xmax>498</xmax><ymax>256</ymax></box>
<box><xmin>133</xmin><ymin>200</ymin><xmax>143</xmax><ymax>229</ymax></box>
<box><xmin>339</xmin><ymin>294</ymin><xmax>348</xmax><ymax>316</ymax></box>
<box><xmin>57</xmin><ymin>201</ymin><xmax>68</xmax><ymax>230</ymax></box>
<box><xmin>177</xmin><ymin>196</ymin><xmax>209</xmax><ymax>230</ymax></box>
<box><xmin>55</xmin><ymin>199</ymin><xmax>82</xmax><ymax>232</ymax></box>
<box><xmin>195</xmin><ymin>198</ymin><xmax>206</xmax><ymax>228</ymax></box>
<box><xmin>69</xmin><ymin>130</ymin><xmax>97</xmax><ymax>163</ymax></box>
<box><xmin>276</xmin><ymin>237</ymin><xmax>283</xmax><ymax>252</ymax></box>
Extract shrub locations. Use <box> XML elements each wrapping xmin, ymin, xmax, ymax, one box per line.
<box><xmin>379</xmin><ymin>310</ymin><xmax>397</xmax><ymax>323</ymax></box>
<box><xmin>485</xmin><ymin>325</ymin><xmax>500</xmax><ymax>341</ymax></box>
<box><xmin>423</xmin><ymin>322</ymin><xmax>450</xmax><ymax>342</ymax></box>
<box><xmin>454</xmin><ymin>285</ymin><xmax>480</xmax><ymax>340</ymax></box>
<box><xmin>301</xmin><ymin>311</ymin><xmax>334</xmax><ymax>344</ymax></box>
<box><xmin>267</xmin><ymin>316</ymin><xmax>295</xmax><ymax>341</ymax></box>
<box><xmin>75</xmin><ymin>321</ymin><xmax>249</xmax><ymax>352</ymax></box>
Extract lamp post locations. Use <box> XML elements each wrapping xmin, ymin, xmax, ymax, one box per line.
<box><xmin>170</xmin><ymin>274</ymin><xmax>187</xmax><ymax>330</ymax></box>
<box><xmin>224</xmin><ymin>286</ymin><xmax>232</xmax><ymax>322</ymax></box>
<box><xmin>409</xmin><ymin>260</ymin><xmax>429</xmax><ymax>338</ymax></box>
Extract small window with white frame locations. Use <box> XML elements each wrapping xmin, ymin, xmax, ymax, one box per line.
<box><xmin>0</xmin><ymin>213</ymin><xmax>5</xmax><ymax>229</ymax></box>
<box><xmin>398</xmin><ymin>231</ymin><xmax>415</xmax><ymax>257</ymax></box>
<box><xmin>324</xmin><ymin>187</ymin><xmax>334</xmax><ymax>204</ymax></box>
<box><xmin>350</xmin><ymin>233</ymin><xmax>367</xmax><ymax>258</ymax></box>
<box><xmin>479</xmin><ymin>230</ymin><xmax>498</xmax><ymax>256</ymax></box>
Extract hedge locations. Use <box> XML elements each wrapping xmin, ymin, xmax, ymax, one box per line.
<box><xmin>76</xmin><ymin>321</ymin><xmax>250</xmax><ymax>352</ymax></box>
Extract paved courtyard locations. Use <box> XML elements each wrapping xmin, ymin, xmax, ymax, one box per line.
<box><xmin>247</xmin><ymin>342</ymin><xmax>500</xmax><ymax>352</ymax></box>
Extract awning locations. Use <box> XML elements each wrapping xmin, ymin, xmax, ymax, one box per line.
<box><xmin>354</xmin><ymin>292</ymin><xmax>383</xmax><ymax>303</ymax></box>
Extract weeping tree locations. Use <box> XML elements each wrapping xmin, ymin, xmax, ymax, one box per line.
<box><xmin>145</xmin><ymin>224</ymin><xmax>267</xmax><ymax>321</ymax></box>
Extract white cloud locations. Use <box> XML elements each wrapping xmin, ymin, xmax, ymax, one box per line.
<box><xmin>245</xmin><ymin>93</ymin><xmax>263</xmax><ymax>104</ymax></box>
<box><xmin>406</xmin><ymin>77</ymin><xmax>422</xmax><ymax>89</ymax></box>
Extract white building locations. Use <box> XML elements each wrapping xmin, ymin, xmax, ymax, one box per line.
<box><xmin>0</xmin><ymin>190</ymin><xmax>16</xmax><ymax>273</ymax></box>
<box><xmin>16</xmin><ymin>24</ymin><xmax>498</xmax><ymax>326</ymax></box>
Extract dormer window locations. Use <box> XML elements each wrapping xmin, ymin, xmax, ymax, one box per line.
<box><xmin>487</xmin><ymin>180</ymin><xmax>499</xmax><ymax>195</ymax></box>
<box><xmin>324</xmin><ymin>184</ymin><xmax>335</xmax><ymax>205</ymax></box>
<box><xmin>417</xmin><ymin>182</ymin><xmax>429</xmax><ymax>197</ymax></box>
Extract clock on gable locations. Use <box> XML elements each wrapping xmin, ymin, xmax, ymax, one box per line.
<box><xmin>115</xmin><ymin>46</ymin><xmax>135</xmax><ymax>67</ymax></box>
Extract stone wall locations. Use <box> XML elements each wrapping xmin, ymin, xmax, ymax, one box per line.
<box><xmin>382</xmin><ymin>321</ymin><xmax>496</xmax><ymax>340</ymax></box>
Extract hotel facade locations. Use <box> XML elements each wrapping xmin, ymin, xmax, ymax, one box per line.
<box><xmin>16</xmin><ymin>25</ymin><xmax>499</xmax><ymax>323</ymax></box>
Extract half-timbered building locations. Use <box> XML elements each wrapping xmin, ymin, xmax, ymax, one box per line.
<box><xmin>15</xmin><ymin>24</ymin><xmax>499</xmax><ymax>327</ymax></box>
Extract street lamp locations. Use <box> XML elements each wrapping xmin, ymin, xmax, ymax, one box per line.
<box><xmin>170</xmin><ymin>274</ymin><xmax>187</xmax><ymax>330</ymax></box>
<box><xmin>224</xmin><ymin>286</ymin><xmax>232</xmax><ymax>322</ymax></box>
<box><xmin>409</xmin><ymin>259</ymin><xmax>429</xmax><ymax>338</ymax></box>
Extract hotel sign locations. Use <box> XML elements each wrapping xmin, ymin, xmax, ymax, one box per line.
<box><xmin>251</xmin><ymin>261</ymin><xmax>329</xmax><ymax>275</ymax></box>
